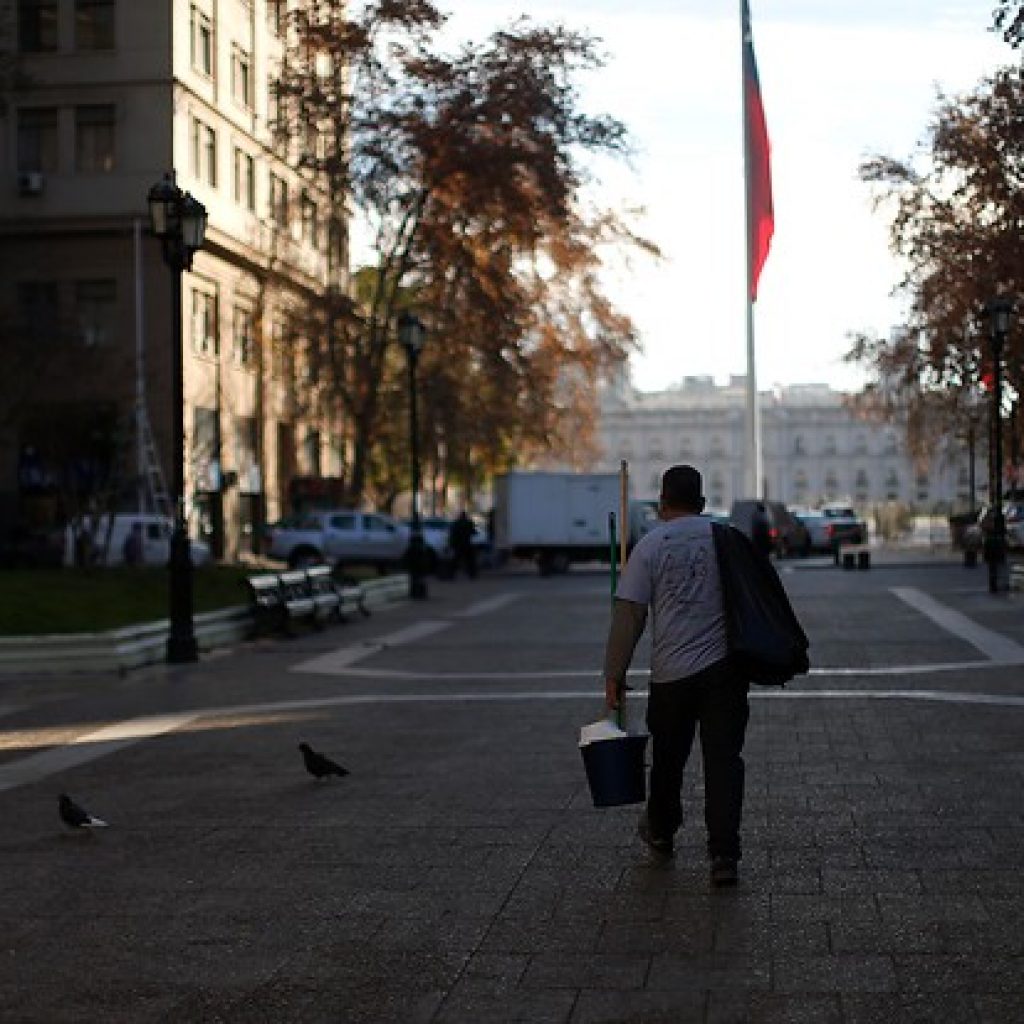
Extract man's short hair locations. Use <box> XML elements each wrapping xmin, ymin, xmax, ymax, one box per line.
<box><xmin>661</xmin><ymin>465</ymin><xmax>704</xmax><ymax>509</ymax></box>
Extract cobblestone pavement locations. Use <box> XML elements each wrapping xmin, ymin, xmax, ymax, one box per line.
<box><xmin>0</xmin><ymin>554</ymin><xmax>1022</xmax><ymax>1022</ymax></box>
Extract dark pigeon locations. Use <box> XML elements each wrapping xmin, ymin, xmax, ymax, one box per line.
<box><xmin>58</xmin><ymin>793</ymin><xmax>109</xmax><ymax>829</ymax></box>
<box><xmin>299</xmin><ymin>742</ymin><xmax>350</xmax><ymax>780</ymax></box>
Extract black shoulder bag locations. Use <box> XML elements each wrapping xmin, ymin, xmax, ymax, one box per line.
<box><xmin>712</xmin><ymin>522</ymin><xmax>810</xmax><ymax>686</ymax></box>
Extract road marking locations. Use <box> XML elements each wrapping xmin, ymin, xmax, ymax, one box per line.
<box><xmin>292</xmin><ymin>659</ymin><xmax>1014</xmax><ymax>681</ymax></box>
<box><xmin>891</xmin><ymin>587</ymin><xmax>1024</xmax><ymax>663</ymax></box>
<box><xmin>454</xmin><ymin>594</ymin><xmax>521</xmax><ymax>618</ymax></box>
<box><xmin>291</xmin><ymin>621</ymin><xmax>450</xmax><ymax>675</ymax></box>
<box><xmin>1</xmin><ymin>687</ymin><xmax>1020</xmax><ymax>796</ymax></box>
<box><xmin>0</xmin><ymin>712</ymin><xmax>197</xmax><ymax>795</ymax></box>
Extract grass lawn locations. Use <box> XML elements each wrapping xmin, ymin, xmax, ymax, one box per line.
<box><xmin>0</xmin><ymin>565</ymin><xmax>255</xmax><ymax>636</ymax></box>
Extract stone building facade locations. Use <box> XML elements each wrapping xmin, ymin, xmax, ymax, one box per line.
<box><xmin>596</xmin><ymin>374</ymin><xmax>983</xmax><ymax>514</ymax></box>
<box><xmin>0</xmin><ymin>0</ymin><xmax>342</xmax><ymax>559</ymax></box>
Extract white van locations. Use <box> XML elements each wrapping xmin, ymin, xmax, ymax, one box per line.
<box><xmin>64</xmin><ymin>514</ymin><xmax>212</xmax><ymax>567</ymax></box>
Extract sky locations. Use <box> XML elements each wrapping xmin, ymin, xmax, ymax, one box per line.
<box><xmin>434</xmin><ymin>0</ymin><xmax>1014</xmax><ymax>394</ymax></box>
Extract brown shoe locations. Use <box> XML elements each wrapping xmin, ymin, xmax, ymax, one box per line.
<box><xmin>637</xmin><ymin>812</ymin><xmax>673</xmax><ymax>858</ymax></box>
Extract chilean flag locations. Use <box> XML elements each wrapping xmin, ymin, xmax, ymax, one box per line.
<box><xmin>743</xmin><ymin>0</ymin><xmax>773</xmax><ymax>301</ymax></box>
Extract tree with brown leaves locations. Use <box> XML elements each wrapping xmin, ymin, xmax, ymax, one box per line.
<box><xmin>272</xmin><ymin>2</ymin><xmax>655</xmax><ymax>507</ymax></box>
<box><xmin>850</xmin><ymin>67</ymin><xmax>1024</xmax><ymax>467</ymax></box>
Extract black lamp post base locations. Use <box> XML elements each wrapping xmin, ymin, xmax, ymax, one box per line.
<box><xmin>410</xmin><ymin>577</ymin><xmax>428</xmax><ymax>600</ymax></box>
<box><xmin>166</xmin><ymin>634</ymin><xmax>199</xmax><ymax>663</ymax></box>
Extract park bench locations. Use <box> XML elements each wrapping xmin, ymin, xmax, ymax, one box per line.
<box><xmin>245</xmin><ymin>574</ymin><xmax>287</xmax><ymax>635</ymax></box>
<box><xmin>305</xmin><ymin>564</ymin><xmax>342</xmax><ymax>624</ymax></box>
<box><xmin>277</xmin><ymin>569</ymin><xmax>318</xmax><ymax>629</ymax></box>
<box><xmin>838</xmin><ymin>543</ymin><xmax>871</xmax><ymax>571</ymax></box>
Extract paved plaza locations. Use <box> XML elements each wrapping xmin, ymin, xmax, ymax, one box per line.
<box><xmin>0</xmin><ymin>553</ymin><xmax>1022</xmax><ymax>1022</ymax></box>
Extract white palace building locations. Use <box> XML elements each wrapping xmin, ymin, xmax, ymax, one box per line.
<box><xmin>594</xmin><ymin>373</ymin><xmax>981</xmax><ymax>513</ymax></box>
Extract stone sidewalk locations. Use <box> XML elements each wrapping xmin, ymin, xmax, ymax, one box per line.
<box><xmin>0</xmin><ymin>562</ymin><xmax>1022</xmax><ymax>1022</ymax></box>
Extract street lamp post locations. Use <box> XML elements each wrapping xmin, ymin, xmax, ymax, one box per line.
<box><xmin>985</xmin><ymin>297</ymin><xmax>1012</xmax><ymax>594</ymax></box>
<box><xmin>148</xmin><ymin>172</ymin><xmax>208</xmax><ymax>662</ymax></box>
<box><xmin>398</xmin><ymin>311</ymin><xmax>428</xmax><ymax>600</ymax></box>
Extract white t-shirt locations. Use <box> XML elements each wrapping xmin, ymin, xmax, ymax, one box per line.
<box><xmin>615</xmin><ymin>514</ymin><xmax>728</xmax><ymax>683</ymax></box>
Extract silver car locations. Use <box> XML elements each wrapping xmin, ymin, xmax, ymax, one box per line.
<box><xmin>267</xmin><ymin>509</ymin><xmax>410</xmax><ymax>569</ymax></box>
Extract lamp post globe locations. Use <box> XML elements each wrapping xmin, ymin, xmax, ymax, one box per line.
<box><xmin>149</xmin><ymin>171</ymin><xmax>208</xmax><ymax>662</ymax></box>
<box><xmin>399</xmin><ymin>312</ymin><xmax>428</xmax><ymax>600</ymax></box>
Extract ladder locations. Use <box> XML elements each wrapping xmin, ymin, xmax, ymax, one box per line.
<box><xmin>137</xmin><ymin>403</ymin><xmax>172</xmax><ymax>519</ymax></box>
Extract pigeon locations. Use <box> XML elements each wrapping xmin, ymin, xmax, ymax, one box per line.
<box><xmin>58</xmin><ymin>793</ymin><xmax>109</xmax><ymax>829</ymax></box>
<box><xmin>299</xmin><ymin>742</ymin><xmax>350</xmax><ymax>780</ymax></box>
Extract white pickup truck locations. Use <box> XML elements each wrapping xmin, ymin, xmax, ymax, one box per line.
<box><xmin>266</xmin><ymin>509</ymin><xmax>409</xmax><ymax>570</ymax></box>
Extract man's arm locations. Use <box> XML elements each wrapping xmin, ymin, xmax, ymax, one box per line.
<box><xmin>603</xmin><ymin>597</ymin><xmax>648</xmax><ymax>711</ymax></box>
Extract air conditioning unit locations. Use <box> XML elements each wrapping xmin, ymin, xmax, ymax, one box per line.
<box><xmin>17</xmin><ymin>171</ymin><xmax>44</xmax><ymax>196</ymax></box>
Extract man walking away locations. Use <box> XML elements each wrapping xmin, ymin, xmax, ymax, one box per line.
<box><xmin>603</xmin><ymin>465</ymin><xmax>750</xmax><ymax>887</ymax></box>
<box><xmin>448</xmin><ymin>510</ymin><xmax>478</xmax><ymax>579</ymax></box>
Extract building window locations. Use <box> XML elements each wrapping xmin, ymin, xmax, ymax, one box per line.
<box><xmin>300</xmin><ymin>192</ymin><xmax>318</xmax><ymax>247</ymax></box>
<box><xmin>233</xmin><ymin>148</ymin><xmax>255</xmax><ymax>210</ymax></box>
<box><xmin>234</xmin><ymin>416</ymin><xmax>258</xmax><ymax>490</ymax></box>
<box><xmin>231</xmin><ymin>46</ymin><xmax>253</xmax><ymax>109</ymax></box>
<box><xmin>915</xmin><ymin>472</ymin><xmax>930</xmax><ymax>503</ymax></box>
<box><xmin>18</xmin><ymin>0</ymin><xmax>59</xmax><ymax>52</ymax></box>
<box><xmin>190</xmin><ymin>5</ymin><xmax>214</xmax><ymax>78</ymax></box>
<box><xmin>267</xmin><ymin>0</ymin><xmax>286</xmax><ymax>35</ymax></box>
<box><xmin>17</xmin><ymin>281</ymin><xmax>59</xmax><ymax>340</ymax></box>
<box><xmin>854</xmin><ymin>433</ymin><xmax>868</xmax><ymax>456</ymax></box>
<box><xmin>233</xmin><ymin>306</ymin><xmax>255</xmax><ymax>368</ymax></box>
<box><xmin>191</xmin><ymin>117</ymin><xmax>217</xmax><ymax>186</ymax></box>
<box><xmin>824</xmin><ymin>469</ymin><xmax>839</xmax><ymax>498</ymax></box>
<box><xmin>75</xmin><ymin>279</ymin><xmax>116</xmax><ymax>346</ymax></box>
<box><xmin>793</xmin><ymin>435</ymin><xmax>805</xmax><ymax>456</ymax></box>
<box><xmin>823</xmin><ymin>435</ymin><xmax>837</xmax><ymax>456</ymax></box>
<box><xmin>709</xmin><ymin>475</ymin><xmax>724</xmax><ymax>508</ymax></box>
<box><xmin>304</xmin><ymin>339</ymin><xmax>319</xmax><ymax>384</ymax></box>
<box><xmin>75</xmin><ymin>0</ymin><xmax>115</xmax><ymax>50</ymax></box>
<box><xmin>854</xmin><ymin>468</ymin><xmax>869</xmax><ymax>502</ymax></box>
<box><xmin>648</xmin><ymin>437</ymin><xmax>664</xmax><ymax>460</ymax></box>
<box><xmin>17</xmin><ymin>107</ymin><xmax>59</xmax><ymax>173</ymax></box>
<box><xmin>269</xmin><ymin>319</ymin><xmax>288</xmax><ymax>379</ymax></box>
<box><xmin>304</xmin><ymin>430</ymin><xmax>321</xmax><ymax>477</ymax></box>
<box><xmin>270</xmin><ymin>173</ymin><xmax>288</xmax><ymax>227</ymax></box>
<box><xmin>191</xmin><ymin>288</ymin><xmax>218</xmax><ymax>356</ymax></box>
<box><xmin>886</xmin><ymin>469</ymin><xmax>900</xmax><ymax>501</ymax></box>
<box><xmin>793</xmin><ymin>470</ymin><xmax>808</xmax><ymax>502</ymax></box>
<box><xmin>75</xmin><ymin>104</ymin><xmax>115</xmax><ymax>172</ymax></box>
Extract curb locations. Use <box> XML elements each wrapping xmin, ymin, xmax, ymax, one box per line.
<box><xmin>0</xmin><ymin>575</ymin><xmax>410</xmax><ymax>676</ymax></box>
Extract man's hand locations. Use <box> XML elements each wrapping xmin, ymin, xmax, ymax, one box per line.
<box><xmin>605</xmin><ymin>678</ymin><xmax>623</xmax><ymax>712</ymax></box>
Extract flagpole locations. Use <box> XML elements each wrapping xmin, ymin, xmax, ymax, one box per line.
<box><xmin>741</xmin><ymin>0</ymin><xmax>760</xmax><ymax>499</ymax></box>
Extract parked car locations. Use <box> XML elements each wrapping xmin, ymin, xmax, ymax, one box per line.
<box><xmin>730</xmin><ymin>499</ymin><xmax>810</xmax><ymax>557</ymax></box>
<box><xmin>794</xmin><ymin>511</ymin><xmax>838</xmax><ymax>554</ymax></box>
<box><xmin>266</xmin><ymin>509</ymin><xmax>410</xmax><ymax>570</ymax></box>
<box><xmin>64</xmin><ymin>514</ymin><xmax>211</xmax><ymax>568</ymax></box>
<box><xmin>962</xmin><ymin>502</ymin><xmax>1024</xmax><ymax>552</ymax></box>
<box><xmin>820</xmin><ymin>504</ymin><xmax>867</xmax><ymax>546</ymax></box>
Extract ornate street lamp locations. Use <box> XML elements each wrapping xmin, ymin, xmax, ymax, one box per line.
<box><xmin>398</xmin><ymin>311</ymin><xmax>428</xmax><ymax>600</ymax></box>
<box><xmin>148</xmin><ymin>172</ymin><xmax>208</xmax><ymax>662</ymax></box>
<box><xmin>985</xmin><ymin>297</ymin><xmax>1012</xmax><ymax>594</ymax></box>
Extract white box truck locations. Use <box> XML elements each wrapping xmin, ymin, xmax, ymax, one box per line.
<box><xmin>493</xmin><ymin>471</ymin><xmax>622</xmax><ymax>574</ymax></box>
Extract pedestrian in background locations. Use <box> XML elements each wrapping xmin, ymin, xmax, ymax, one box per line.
<box><xmin>603</xmin><ymin>464</ymin><xmax>750</xmax><ymax>886</ymax></box>
<box><xmin>123</xmin><ymin>523</ymin><xmax>144</xmax><ymax>566</ymax></box>
<box><xmin>448</xmin><ymin>509</ymin><xmax>478</xmax><ymax>579</ymax></box>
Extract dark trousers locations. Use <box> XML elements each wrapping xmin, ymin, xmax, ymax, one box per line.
<box><xmin>645</xmin><ymin>658</ymin><xmax>750</xmax><ymax>860</ymax></box>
